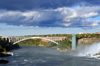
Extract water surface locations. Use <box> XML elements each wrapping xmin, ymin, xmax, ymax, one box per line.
<box><xmin>0</xmin><ymin>46</ymin><xmax>100</xmax><ymax>66</ymax></box>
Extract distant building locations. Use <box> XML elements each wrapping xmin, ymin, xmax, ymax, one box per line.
<box><xmin>95</xmin><ymin>32</ymin><xmax>100</xmax><ymax>34</ymax></box>
<box><xmin>79</xmin><ymin>32</ymin><xmax>84</xmax><ymax>34</ymax></box>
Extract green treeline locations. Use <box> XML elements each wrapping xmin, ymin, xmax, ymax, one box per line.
<box><xmin>58</xmin><ymin>39</ymin><xmax>72</xmax><ymax>50</ymax></box>
<box><xmin>21</xmin><ymin>34</ymin><xmax>72</xmax><ymax>37</ymax></box>
<box><xmin>21</xmin><ymin>33</ymin><xmax>100</xmax><ymax>38</ymax></box>
<box><xmin>76</xmin><ymin>34</ymin><xmax>100</xmax><ymax>38</ymax></box>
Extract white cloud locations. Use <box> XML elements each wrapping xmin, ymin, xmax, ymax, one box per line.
<box><xmin>0</xmin><ymin>6</ymin><xmax>100</xmax><ymax>29</ymax></box>
<box><xmin>81</xmin><ymin>12</ymin><xmax>99</xmax><ymax>18</ymax></box>
<box><xmin>81</xmin><ymin>19</ymin><xmax>100</xmax><ymax>27</ymax></box>
<box><xmin>63</xmin><ymin>23</ymin><xmax>71</xmax><ymax>26</ymax></box>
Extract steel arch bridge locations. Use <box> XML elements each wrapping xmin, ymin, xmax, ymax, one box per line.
<box><xmin>3</xmin><ymin>34</ymin><xmax>87</xmax><ymax>50</ymax></box>
<box><xmin>13</xmin><ymin>37</ymin><xmax>62</xmax><ymax>45</ymax></box>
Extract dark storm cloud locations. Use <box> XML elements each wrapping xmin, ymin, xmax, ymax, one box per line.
<box><xmin>83</xmin><ymin>0</ymin><xmax>100</xmax><ymax>6</ymax></box>
<box><xmin>0</xmin><ymin>0</ymin><xmax>100</xmax><ymax>11</ymax></box>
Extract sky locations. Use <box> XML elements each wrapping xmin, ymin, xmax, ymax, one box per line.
<box><xmin>0</xmin><ymin>0</ymin><xmax>100</xmax><ymax>37</ymax></box>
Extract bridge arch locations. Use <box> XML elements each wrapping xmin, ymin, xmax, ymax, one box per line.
<box><xmin>13</xmin><ymin>37</ymin><xmax>59</xmax><ymax>45</ymax></box>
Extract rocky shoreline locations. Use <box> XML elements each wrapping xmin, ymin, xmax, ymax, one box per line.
<box><xmin>0</xmin><ymin>59</ymin><xmax>9</xmax><ymax>64</ymax></box>
<box><xmin>0</xmin><ymin>43</ymin><xmax>20</xmax><ymax>64</ymax></box>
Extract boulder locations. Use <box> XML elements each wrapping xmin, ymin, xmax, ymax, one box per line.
<box><xmin>0</xmin><ymin>59</ymin><xmax>9</xmax><ymax>64</ymax></box>
<box><xmin>0</xmin><ymin>52</ymin><xmax>13</xmax><ymax>57</ymax></box>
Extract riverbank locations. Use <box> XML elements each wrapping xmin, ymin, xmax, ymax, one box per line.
<box><xmin>0</xmin><ymin>44</ymin><xmax>20</xmax><ymax>64</ymax></box>
<box><xmin>0</xmin><ymin>38</ymin><xmax>20</xmax><ymax>64</ymax></box>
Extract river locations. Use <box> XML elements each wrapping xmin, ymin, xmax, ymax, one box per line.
<box><xmin>1</xmin><ymin>45</ymin><xmax>100</xmax><ymax>66</ymax></box>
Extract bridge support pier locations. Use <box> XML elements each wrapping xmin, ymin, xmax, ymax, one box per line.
<box><xmin>72</xmin><ymin>34</ymin><xmax>76</xmax><ymax>50</ymax></box>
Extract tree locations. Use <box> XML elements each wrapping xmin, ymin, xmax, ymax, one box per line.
<box><xmin>58</xmin><ymin>39</ymin><xmax>72</xmax><ymax>50</ymax></box>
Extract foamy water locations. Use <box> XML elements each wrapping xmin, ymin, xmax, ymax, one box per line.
<box><xmin>70</xmin><ymin>42</ymin><xmax>100</xmax><ymax>59</ymax></box>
